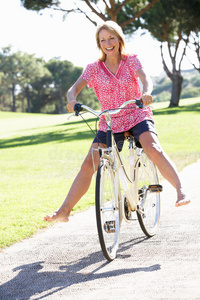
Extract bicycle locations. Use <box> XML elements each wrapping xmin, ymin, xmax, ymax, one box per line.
<box><xmin>74</xmin><ymin>100</ymin><xmax>163</xmax><ymax>261</ymax></box>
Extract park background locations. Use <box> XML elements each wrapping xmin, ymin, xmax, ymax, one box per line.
<box><xmin>0</xmin><ymin>0</ymin><xmax>200</xmax><ymax>248</ymax></box>
<box><xmin>0</xmin><ymin>0</ymin><xmax>199</xmax><ymax>113</ymax></box>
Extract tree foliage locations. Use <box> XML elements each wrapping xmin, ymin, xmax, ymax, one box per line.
<box><xmin>21</xmin><ymin>0</ymin><xmax>160</xmax><ymax>27</ymax></box>
<box><xmin>46</xmin><ymin>59</ymin><xmax>82</xmax><ymax>113</ymax></box>
<box><xmin>21</xmin><ymin>0</ymin><xmax>200</xmax><ymax>108</ymax></box>
<box><xmin>0</xmin><ymin>48</ymin><xmax>98</xmax><ymax>113</ymax></box>
<box><xmin>134</xmin><ymin>0</ymin><xmax>200</xmax><ymax>106</ymax></box>
<box><xmin>0</xmin><ymin>47</ymin><xmax>23</xmax><ymax>112</ymax></box>
<box><xmin>20</xmin><ymin>53</ymin><xmax>51</xmax><ymax>112</ymax></box>
<box><xmin>186</xmin><ymin>33</ymin><xmax>200</xmax><ymax>73</ymax></box>
<box><xmin>21</xmin><ymin>0</ymin><xmax>60</xmax><ymax>11</ymax></box>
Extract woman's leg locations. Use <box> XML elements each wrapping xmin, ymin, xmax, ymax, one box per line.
<box><xmin>44</xmin><ymin>143</ymin><xmax>104</xmax><ymax>222</ymax></box>
<box><xmin>139</xmin><ymin>131</ymin><xmax>190</xmax><ymax>207</ymax></box>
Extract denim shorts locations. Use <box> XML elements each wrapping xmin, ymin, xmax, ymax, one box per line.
<box><xmin>93</xmin><ymin>120</ymin><xmax>157</xmax><ymax>151</ymax></box>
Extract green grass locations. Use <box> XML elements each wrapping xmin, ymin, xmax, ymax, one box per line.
<box><xmin>152</xmin><ymin>98</ymin><xmax>200</xmax><ymax>170</ymax></box>
<box><xmin>0</xmin><ymin>97</ymin><xmax>200</xmax><ymax>249</ymax></box>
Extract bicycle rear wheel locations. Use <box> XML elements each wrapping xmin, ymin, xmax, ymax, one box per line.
<box><xmin>136</xmin><ymin>152</ymin><xmax>161</xmax><ymax>237</ymax></box>
<box><xmin>95</xmin><ymin>161</ymin><xmax>120</xmax><ymax>261</ymax></box>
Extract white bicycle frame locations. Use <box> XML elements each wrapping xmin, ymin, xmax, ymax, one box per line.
<box><xmin>79</xmin><ymin>100</ymin><xmax>145</xmax><ymax>220</ymax></box>
<box><xmin>102</xmin><ymin>119</ymin><xmax>142</xmax><ymax>220</ymax></box>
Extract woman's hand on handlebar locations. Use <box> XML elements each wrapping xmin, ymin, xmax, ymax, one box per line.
<box><xmin>141</xmin><ymin>94</ymin><xmax>153</xmax><ymax>106</ymax></box>
<box><xmin>67</xmin><ymin>100</ymin><xmax>77</xmax><ymax>113</ymax></box>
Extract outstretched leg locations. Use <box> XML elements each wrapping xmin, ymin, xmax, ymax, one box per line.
<box><xmin>139</xmin><ymin>131</ymin><xmax>191</xmax><ymax>207</ymax></box>
<box><xmin>44</xmin><ymin>143</ymin><xmax>104</xmax><ymax>222</ymax></box>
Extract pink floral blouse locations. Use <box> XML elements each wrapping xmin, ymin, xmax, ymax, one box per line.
<box><xmin>81</xmin><ymin>54</ymin><xmax>154</xmax><ymax>133</ymax></box>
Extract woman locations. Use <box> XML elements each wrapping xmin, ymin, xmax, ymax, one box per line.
<box><xmin>44</xmin><ymin>21</ymin><xmax>190</xmax><ymax>223</ymax></box>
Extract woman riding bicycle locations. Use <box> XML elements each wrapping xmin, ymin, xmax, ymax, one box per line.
<box><xmin>44</xmin><ymin>21</ymin><xmax>190</xmax><ymax>223</ymax></box>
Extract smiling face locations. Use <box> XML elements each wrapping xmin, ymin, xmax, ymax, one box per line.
<box><xmin>96</xmin><ymin>21</ymin><xmax>126</xmax><ymax>62</ymax></box>
<box><xmin>98</xmin><ymin>29</ymin><xmax>121</xmax><ymax>59</ymax></box>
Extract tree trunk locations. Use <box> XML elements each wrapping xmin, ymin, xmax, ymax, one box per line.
<box><xmin>59</xmin><ymin>88</ymin><xmax>65</xmax><ymax>114</ymax></box>
<box><xmin>160</xmin><ymin>43</ymin><xmax>183</xmax><ymax>108</ymax></box>
<box><xmin>25</xmin><ymin>86</ymin><xmax>31</xmax><ymax>113</ymax></box>
<box><xmin>11</xmin><ymin>83</ymin><xmax>16</xmax><ymax>112</ymax></box>
<box><xmin>169</xmin><ymin>72</ymin><xmax>183</xmax><ymax>107</ymax></box>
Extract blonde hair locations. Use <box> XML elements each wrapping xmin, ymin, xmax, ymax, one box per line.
<box><xmin>96</xmin><ymin>21</ymin><xmax>126</xmax><ymax>62</ymax></box>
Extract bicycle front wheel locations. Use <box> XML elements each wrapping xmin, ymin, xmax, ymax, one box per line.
<box><xmin>136</xmin><ymin>152</ymin><xmax>161</xmax><ymax>237</ymax></box>
<box><xmin>95</xmin><ymin>161</ymin><xmax>120</xmax><ymax>261</ymax></box>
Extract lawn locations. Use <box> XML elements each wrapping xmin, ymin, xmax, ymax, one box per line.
<box><xmin>0</xmin><ymin>97</ymin><xmax>200</xmax><ymax>248</ymax></box>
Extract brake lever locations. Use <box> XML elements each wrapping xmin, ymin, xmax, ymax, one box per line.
<box><xmin>74</xmin><ymin>103</ymin><xmax>83</xmax><ymax>116</ymax></box>
<box><xmin>135</xmin><ymin>99</ymin><xmax>144</xmax><ymax>109</ymax></box>
<box><xmin>135</xmin><ymin>99</ymin><xmax>153</xmax><ymax>109</ymax></box>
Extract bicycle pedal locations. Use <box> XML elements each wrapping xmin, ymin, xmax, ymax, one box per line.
<box><xmin>148</xmin><ymin>184</ymin><xmax>163</xmax><ymax>192</ymax></box>
<box><xmin>104</xmin><ymin>221</ymin><xmax>115</xmax><ymax>233</ymax></box>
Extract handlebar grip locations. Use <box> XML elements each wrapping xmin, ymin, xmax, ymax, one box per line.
<box><xmin>74</xmin><ymin>103</ymin><xmax>83</xmax><ymax>116</ymax></box>
<box><xmin>135</xmin><ymin>99</ymin><xmax>144</xmax><ymax>109</ymax></box>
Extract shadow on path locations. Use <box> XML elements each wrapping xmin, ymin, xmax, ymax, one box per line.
<box><xmin>0</xmin><ymin>237</ymin><xmax>160</xmax><ymax>300</ymax></box>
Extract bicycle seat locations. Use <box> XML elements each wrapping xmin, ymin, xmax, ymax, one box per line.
<box><xmin>124</xmin><ymin>131</ymin><xmax>134</xmax><ymax>139</ymax></box>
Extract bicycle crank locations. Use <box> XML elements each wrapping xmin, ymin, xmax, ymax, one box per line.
<box><xmin>124</xmin><ymin>197</ymin><xmax>132</xmax><ymax>221</ymax></box>
<box><xmin>136</xmin><ymin>205</ymin><xmax>145</xmax><ymax>215</ymax></box>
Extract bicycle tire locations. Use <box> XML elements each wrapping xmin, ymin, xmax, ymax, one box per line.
<box><xmin>95</xmin><ymin>161</ymin><xmax>120</xmax><ymax>261</ymax></box>
<box><xmin>135</xmin><ymin>152</ymin><xmax>160</xmax><ymax>237</ymax></box>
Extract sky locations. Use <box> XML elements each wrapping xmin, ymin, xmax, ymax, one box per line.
<box><xmin>0</xmin><ymin>0</ymin><xmax>195</xmax><ymax>77</ymax></box>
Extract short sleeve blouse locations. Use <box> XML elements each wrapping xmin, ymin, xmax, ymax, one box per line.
<box><xmin>81</xmin><ymin>54</ymin><xmax>154</xmax><ymax>133</ymax></box>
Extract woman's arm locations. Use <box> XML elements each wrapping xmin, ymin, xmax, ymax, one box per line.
<box><xmin>136</xmin><ymin>68</ymin><xmax>153</xmax><ymax>105</ymax></box>
<box><xmin>67</xmin><ymin>77</ymin><xmax>87</xmax><ymax>112</ymax></box>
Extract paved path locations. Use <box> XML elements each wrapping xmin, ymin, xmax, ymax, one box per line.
<box><xmin>0</xmin><ymin>161</ymin><xmax>200</xmax><ymax>300</ymax></box>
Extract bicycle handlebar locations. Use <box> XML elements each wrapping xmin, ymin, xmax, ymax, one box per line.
<box><xmin>74</xmin><ymin>99</ymin><xmax>144</xmax><ymax>117</ymax></box>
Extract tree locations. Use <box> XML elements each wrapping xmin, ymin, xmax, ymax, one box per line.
<box><xmin>134</xmin><ymin>0</ymin><xmax>200</xmax><ymax>107</ymax></box>
<box><xmin>0</xmin><ymin>48</ymin><xmax>51</xmax><ymax>113</ymax></box>
<box><xmin>21</xmin><ymin>0</ymin><xmax>160</xmax><ymax>27</ymax></box>
<box><xmin>19</xmin><ymin>53</ymin><xmax>51</xmax><ymax>112</ymax></box>
<box><xmin>77</xmin><ymin>86</ymin><xmax>99</xmax><ymax>109</ymax></box>
<box><xmin>29</xmin><ymin>74</ymin><xmax>58</xmax><ymax>113</ymax></box>
<box><xmin>186</xmin><ymin>32</ymin><xmax>200</xmax><ymax>73</ymax></box>
<box><xmin>21</xmin><ymin>0</ymin><xmax>200</xmax><ymax>108</ymax></box>
<box><xmin>183</xmin><ymin>0</ymin><xmax>200</xmax><ymax>73</ymax></box>
<box><xmin>0</xmin><ymin>46</ymin><xmax>99</xmax><ymax>113</ymax></box>
<box><xmin>46</xmin><ymin>59</ymin><xmax>83</xmax><ymax>113</ymax></box>
<box><xmin>0</xmin><ymin>47</ymin><xmax>22</xmax><ymax>112</ymax></box>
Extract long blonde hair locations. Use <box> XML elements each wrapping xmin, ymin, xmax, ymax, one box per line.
<box><xmin>96</xmin><ymin>21</ymin><xmax>126</xmax><ymax>62</ymax></box>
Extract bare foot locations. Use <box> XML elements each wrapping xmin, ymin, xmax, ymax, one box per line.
<box><xmin>175</xmin><ymin>190</ymin><xmax>191</xmax><ymax>207</ymax></box>
<box><xmin>44</xmin><ymin>209</ymin><xmax>69</xmax><ymax>222</ymax></box>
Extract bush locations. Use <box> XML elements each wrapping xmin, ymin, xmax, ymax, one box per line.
<box><xmin>190</xmin><ymin>77</ymin><xmax>200</xmax><ymax>87</ymax></box>
<box><xmin>153</xmin><ymin>91</ymin><xmax>171</xmax><ymax>102</ymax></box>
<box><xmin>181</xmin><ymin>87</ymin><xmax>200</xmax><ymax>99</ymax></box>
<box><xmin>152</xmin><ymin>80</ymin><xmax>172</xmax><ymax>95</ymax></box>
